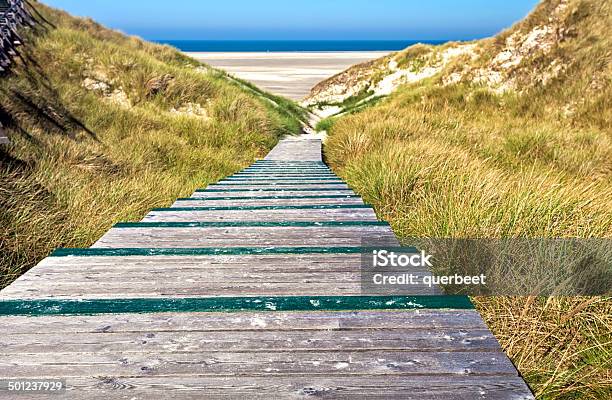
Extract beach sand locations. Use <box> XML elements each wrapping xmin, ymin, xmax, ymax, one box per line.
<box><xmin>186</xmin><ymin>52</ymin><xmax>389</xmax><ymax>101</ymax></box>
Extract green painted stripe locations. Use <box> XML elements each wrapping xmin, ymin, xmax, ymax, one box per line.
<box><xmin>114</xmin><ymin>221</ymin><xmax>388</xmax><ymax>228</ymax></box>
<box><xmin>0</xmin><ymin>296</ymin><xmax>473</xmax><ymax>316</ymax></box>
<box><xmin>51</xmin><ymin>246</ymin><xmax>413</xmax><ymax>257</ymax></box>
<box><xmin>196</xmin><ymin>188</ymin><xmax>353</xmax><ymax>192</ymax></box>
<box><xmin>179</xmin><ymin>195</ymin><xmax>360</xmax><ymax>200</ymax></box>
<box><xmin>152</xmin><ymin>204</ymin><xmax>370</xmax><ymax>211</ymax></box>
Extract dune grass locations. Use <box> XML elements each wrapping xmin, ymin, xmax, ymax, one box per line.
<box><xmin>323</xmin><ymin>1</ymin><xmax>611</xmax><ymax>396</ymax></box>
<box><xmin>0</xmin><ymin>3</ymin><xmax>303</xmax><ymax>288</ymax></box>
<box><xmin>324</xmin><ymin>82</ymin><xmax>611</xmax><ymax>398</ymax></box>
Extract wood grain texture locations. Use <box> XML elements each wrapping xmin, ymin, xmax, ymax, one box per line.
<box><xmin>92</xmin><ymin>225</ymin><xmax>398</xmax><ymax>248</ymax></box>
<box><xmin>47</xmin><ymin>376</ymin><xmax>534</xmax><ymax>400</ymax></box>
<box><xmin>142</xmin><ymin>208</ymin><xmax>379</xmax><ymax>222</ymax></box>
<box><xmin>173</xmin><ymin>197</ymin><xmax>364</xmax><ymax>206</ymax></box>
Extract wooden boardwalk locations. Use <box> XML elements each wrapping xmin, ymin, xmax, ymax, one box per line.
<box><xmin>0</xmin><ymin>137</ymin><xmax>533</xmax><ymax>399</ymax></box>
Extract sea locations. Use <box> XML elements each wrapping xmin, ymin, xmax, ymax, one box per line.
<box><xmin>154</xmin><ymin>40</ymin><xmax>447</xmax><ymax>52</ymax></box>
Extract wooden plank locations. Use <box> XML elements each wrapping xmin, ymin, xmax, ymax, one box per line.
<box><xmin>43</xmin><ymin>376</ymin><xmax>534</xmax><ymax>400</ymax></box>
<box><xmin>0</xmin><ymin>310</ymin><xmax>491</xmax><ymax>334</ymax></box>
<box><xmin>207</xmin><ymin>183</ymin><xmax>350</xmax><ymax>189</ymax></box>
<box><xmin>1</xmin><ymin>265</ymin><xmax>440</xmax><ymax>298</ymax></box>
<box><xmin>0</xmin><ymin>253</ymin><xmax>404</xmax><ymax>275</ymax></box>
<box><xmin>92</xmin><ymin>226</ymin><xmax>398</xmax><ymax>248</ymax></box>
<box><xmin>0</xmin><ymin>285</ymin><xmax>437</xmax><ymax>300</ymax></box>
<box><xmin>113</xmin><ymin>221</ymin><xmax>385</xmax><ymax>227</ymax></box>
<box><xmin>0</xmin><ymin>328</ymin><xmax>501</xmax><ymax>354</ymax></box>
<box><xmin>142</xmin><ymin>209</ymin><xmax>378</xmax><ymax>222</ymax></box>
<box><xmin>1</xmin><ymin>350</ymin><xmax>518</xmax><ymax>377</ymax></box>
<box><xmin>6</xmin><ymin>271</ymin><xmax>363</xmax><ymax>285</ymax></box>
<box><xmin>192</xmin><ymin>190</ymin><xmax>357</xmax><ymax>198</ymax></box>
<box><xmin>154</xmin><ymin>204</ymin><xmax>372</xmax><ymax>211</ymax></box>
<box><xmin>197</xmin><ymin>187</ymin><xmax>354</xmax><ymax>192</ymax></box>
<box><xmin>172</xmin><ymin>197</ymin><xmax>364</xmax><ymax>206</ymax></box>
<box><xmin>232</xmin><ymin>172</ymin><xmax>336</xmax><ymax>176</ymax></box>
<box><xmin>141</xmin><ymin>209</ymin><xmax>379</xmax><ymax>222</ymax></box>
<box><xmin>225</xmin><ymin>176</ymin><xmax>341</xmax><ymax>180</ymax></box>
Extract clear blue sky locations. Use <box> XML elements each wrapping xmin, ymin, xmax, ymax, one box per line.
<box><xmin>42</xmin><ymin>0</ymin><xmax>540</xmax><ymax>40</ymax></box>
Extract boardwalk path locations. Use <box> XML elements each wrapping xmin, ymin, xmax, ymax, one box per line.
<box><xmin>0</xmin><ymin>137</ymin><xmax>533</xmax><ymax>399</ymax></box>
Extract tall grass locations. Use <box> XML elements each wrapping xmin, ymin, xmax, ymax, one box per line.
<box><xmin>324</xmin><ymin>84</ymin><xmax>611</xmax><ymax>398</ymax></box>
<box><xmin>324</xmin><ymin>1</ymin><xmax>611</xmax><ymax>397</ymax></box>
<box><xmin>0</xmin><ymin>3</ymin><xmax>302</xmax><ymax>288</ymax></box>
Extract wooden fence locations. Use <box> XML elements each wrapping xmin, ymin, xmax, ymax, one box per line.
<box><xmin>0</xmin><ymin>0</ymin><xmax>34</xmax><ymax>143</ymax></box>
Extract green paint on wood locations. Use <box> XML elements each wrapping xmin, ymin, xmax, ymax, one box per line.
<box><xmin>50</xmin><ymin>246</ymin><xmax>415</xmax><ymax>257</ymax></box>
<box><xmin>152</xmin><ymin>204</ymin><xmax>370</xmax><ymax>211</ymax></box>
<box><xmin>114</xmin><ymin>221</ymin><xmax>388</xmax><ymax>228</ymax></box>
<box><xmin>0</xmin><ymin>295</ymin><xmax>473</xmax><ymax>316</ymax></box>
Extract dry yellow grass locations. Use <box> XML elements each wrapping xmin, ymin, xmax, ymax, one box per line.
<box><xmin>323</xmin><ymin>1</ymin><xmax>611</xmax><ymax>397</ymax></box>
<box><xmin>0</xmin><ymin>3</ymin><xmax>303</xmax><ymax>288</ymax></box>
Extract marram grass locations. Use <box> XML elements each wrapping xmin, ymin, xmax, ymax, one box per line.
<box><xmin>0</xmin><ymin>2</ymin><xmax>303</xmax><ymax>288</ymax></box>
<box><xmin>323</xmin><ymin>1</ymin><xmax>611</xmax><ymax>397</ymax></box>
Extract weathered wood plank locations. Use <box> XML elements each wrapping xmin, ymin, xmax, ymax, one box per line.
<box><xmin>50</xmin><ymin>376</ymin><xmax>534</xmax><ymax>400</ymax></box>
<box><xmin>208</xmin><ymin>181</ymin><xmax>348</xmax><ymax>189</ymax></box>
<box><xmin>232</xmin><ymin>172</ymin><xmax>336</xmax><ymax>176</ymax></box>
<box><xmin>142</xmin><ymin>209</ymin><xmax>379</xmax><ymax>222</ymax></box>
<box><xmin>173</xmin><ymin>197</ymin><xmax>364</xmax><ymax>206</ymax></box>
<box><xmin>225</xmin><ymin>176</ymin><xmax>341</xmax><ymax>180</ymax></box>
<box><xmin>0</xmin><ymin>310</ymin><xmax>491</xmax><ymax>333</ymax></box>
<box><xmin>2</xmin><ymin>350</ymin><xmax>518</xmax><ymax>377</ymax></box>
<box><xmin>192</xmin><ymin>190</ymin><xmax>357</xmax><ymax>198</ymax></box>
<box><xmin>11</xmin><ymin>253</ymin><xmax>370</xmax><ymax>270</ymax></box>
<box><xmin>206</xmin><ymin>184</ymin><xmax>350</xmax><ymax>190</ymax></box>
<box><xmin>92</xmin><ymin>226</ymin><xmax>398</xmax><ymax>248</ymax></box>
<box><xmin>0</xmin><ymin>328</ymin><xmax>501</xmax><ymax>354</ymax></box>
<box><xmin>0</xmin><ymin>284</ymin><xmax>439</xmax><ymax>299</ymax></box>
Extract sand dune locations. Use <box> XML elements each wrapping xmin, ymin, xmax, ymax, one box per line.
<box><xmin>187</xmin><ymin>52</ymin><xmax>389</xmax><ymax>100</ymax></box>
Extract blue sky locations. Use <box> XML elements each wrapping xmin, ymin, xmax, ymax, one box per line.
<box><xmin>42</xmin><ymin>0</ymin><xmax>540</xmax><ymax>40</ymax></box>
